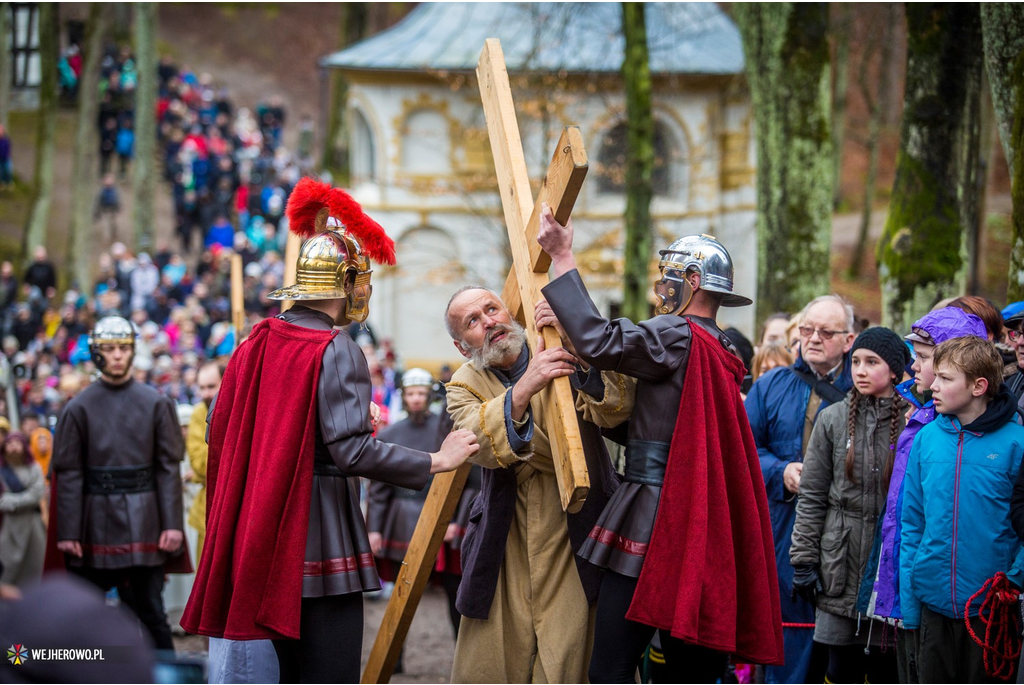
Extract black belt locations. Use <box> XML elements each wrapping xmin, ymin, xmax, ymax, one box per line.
<box><xmin>313</xmin><ymin>462</ymin><xmax>344</xmax><ymax>478</ymax></box>
<box><xmin>85</xmin><ymin>465</ymin><xmax>156</xmax><ymax>495</ymax></box>
<box><xmin>623</xmin><ymin>440</ymin><xmax>670</xmax><ymax>486</ymax></box>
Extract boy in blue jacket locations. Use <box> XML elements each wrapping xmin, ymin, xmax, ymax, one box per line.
<box><xmin>900</xmin><ymin>335</ymin><xmax>1024</xmax><ymax>682</ymax></box>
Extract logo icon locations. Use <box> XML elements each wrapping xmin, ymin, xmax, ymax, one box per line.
<box><xmin>7</xmin><ymin>644</ymin><xmax>29</xmax><ymax>665</ymax></box>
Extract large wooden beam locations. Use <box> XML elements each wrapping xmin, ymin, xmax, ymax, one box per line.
<box><xmin>230</xmin><ymin>254</ymin><xmax>244</xmax><ymax>349</ymax></box>
<box><xmin>478</xmin><ymin>38</ymin><xmax>589</xmax><ymax>513</ymax></box>
<box><xmin>361</xmin><ymin>464</ymin><xmax>471</xmax><ymax>684</ymax></box>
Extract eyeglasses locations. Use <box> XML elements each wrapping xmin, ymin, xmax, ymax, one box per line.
<box><xmin>1009</xmin><ymin>328</ymin><xmax>1024</xmax><ymax>342</ymax></box>
<box><xmin>798</xmin><ymin>326</ymin><xmax>849</xmax><ymax>341</ymax></box>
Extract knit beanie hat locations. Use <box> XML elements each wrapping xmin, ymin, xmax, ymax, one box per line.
<box><xmin>851</xmin><ymin>327</ymin><xmax>911</xmax><ymax>379</ymax></box>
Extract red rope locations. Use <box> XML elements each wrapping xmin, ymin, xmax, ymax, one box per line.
<box><xmin>964</xmin><ymin>572</ymin><xmax>1021</xmax><ymax>681</ymax></box>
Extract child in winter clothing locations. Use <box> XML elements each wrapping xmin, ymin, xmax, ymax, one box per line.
<box><xmin>865</xmin><ymin>307</ymin><xmax>987</xmax><ymax>683</ymax></box>
<box><xmin>900</xmin><ymin>336</ymin><xmax>1024</xmax><ymax>683</ymax></box>
<box><xmin>790</xmin><ymin>327</ymin><xmax>910</xmax><ymax>683</ymax></box>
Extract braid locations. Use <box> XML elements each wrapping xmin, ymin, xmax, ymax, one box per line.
<box><xmin>845</xmin><ymin>388</ymin><xmax>861</xmax><ymax>484</ymax></box>
<box><xmin>883</xmin><ymin>393</ymin><xmax>906</xmax><ymax>494</ymax></box>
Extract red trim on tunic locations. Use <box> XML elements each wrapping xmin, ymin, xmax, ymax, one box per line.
<box><xmin>303</xmin><ymin>553</ymin><xmax>376</xmax><ymax>577</ymax></box>
<box><xmin>588</xmin><ymin>525</ymin><xmax>649</xmax><ymax>557</ymax></box>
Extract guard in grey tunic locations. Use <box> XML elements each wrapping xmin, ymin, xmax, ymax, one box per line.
<box><xmin>539</xmin><ymin>214</ymin><xmax>752</xmax><ymax>682</ymax></box>
<box><xmin>52</xmin><ymin>316</ymin><xmax>185</xmax><ymax>650</ymax></box>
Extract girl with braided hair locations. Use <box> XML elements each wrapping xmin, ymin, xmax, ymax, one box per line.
<box><xmin>790</xmin><ymin>327</ymin><xmax>911</xmax><ymax>683</ymax></box>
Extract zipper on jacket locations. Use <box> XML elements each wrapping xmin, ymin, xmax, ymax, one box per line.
<box><xmin>951</xmin><ymin>430</ymin><xmax>964</xmax><ymax>616</ymax></box>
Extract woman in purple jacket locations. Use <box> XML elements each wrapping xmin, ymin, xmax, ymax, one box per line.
<box><xmin>865</xmin><ymin>307</ymin><xmax>986</xmax><ymax>683</ymax></box>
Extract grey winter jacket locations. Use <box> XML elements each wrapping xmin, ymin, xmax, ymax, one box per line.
<box><xmin>789</xmin><ymin>392</ymin><xmax>904</xmax><ymax>619</ymax></box>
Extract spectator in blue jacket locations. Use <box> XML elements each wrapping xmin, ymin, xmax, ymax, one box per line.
<box><xmin>115</xmin><ymin>119</ymin><xmax>135</xmax><ymax>179</ymax></box>
<box><xmin>745</xmin><ymin>294</ymin><xmax>855</xmax><ymax>684</ymax></box>
<box><xmin>900</xmin><ymin>336</ymin><xmax>1024</xmax><ymax>683</ymax></box>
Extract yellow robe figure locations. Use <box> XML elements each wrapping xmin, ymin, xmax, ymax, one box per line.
<box><xmin>446</xmin><ymin>358</ymin><xmax>632</xmax><ymax>684</ymax></box>
<box><xmin>186</xmin><ymin>400</ymin><xmax>209</xmax><ymax>559</ymax></box>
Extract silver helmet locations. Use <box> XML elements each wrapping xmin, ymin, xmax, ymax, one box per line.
<box><xmin>88</xmin><ymin>316</ymin><xmax>137</xmax><ymax>370</ymax></box>
<box><xmin>401</xmin><ymin>368</ymin><xmax>434</xmax><ymax>389</ymax></box>
<box><xmin>653</xmin><ymin>234</ymin><xmax>751</xmax><ymax>315</ymax></box>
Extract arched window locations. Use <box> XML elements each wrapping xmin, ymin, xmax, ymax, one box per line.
<box><xmin>401</xmin><ymin>109</ymin><xmax>451</xmax><ymax>174</ymax></box>
<box><xmin>596</xmin><ymin>119</ymin><xmax>687</xmax><ymax>197</ymax></box>
<box><xmin>390</xmin><ymin>226</ymin><xmax>461</xmax><ymax>358</ymax></box>
<box><xmin>350</xmin><ymin>108</ymin><xmax>377</xmax><ymax>183</ymax></box>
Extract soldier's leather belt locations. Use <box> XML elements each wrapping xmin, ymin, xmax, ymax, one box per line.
<box><xmin>313</xmin><ymin>461</ymin><xmax>344</xmax><ymax>478</ymax></box>
<box><xmin>623</xmin><ymin>440</ymin><xmax>670</xmax><ymax>486</ymax></box>
<box><xmin>85</xmin><ymin>466</ymin><xmax>156</xmax><ymax>494</ymax></box>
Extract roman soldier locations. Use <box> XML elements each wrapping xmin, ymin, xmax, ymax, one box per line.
<box><xmin>181</xmin><ymin>178</ymin><xmax>477</xmax><ymax>683</ymax></box>
<box><xmin>537</xmin><ymin>207</ymin><xmax>784</xmax><ymax>682</ymax></box>
<box><xmin>51</xmin><ymin>315</ymin><xmax>187</xmax><ymax>650</ymax></box>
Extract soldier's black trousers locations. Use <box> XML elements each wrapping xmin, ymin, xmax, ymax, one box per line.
<box><xmin>589</xmin><ymin>570</ymin><xmax>727</xmax><ymax>683</ymax></box>
<box><xmin>273</xmin><ymin>592</ymin><xmax>363</xmax><ymax>684</ymax></box>
<box><xmin>70</xmin><ymin>564</ymin><xmax>174</xmax><ymax>650</ymax></box>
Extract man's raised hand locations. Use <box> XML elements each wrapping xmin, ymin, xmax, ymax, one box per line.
<box><xmin>537</xmin><ymin>203</ymin><xmax>577</xmax><ymax>279</ymax></box>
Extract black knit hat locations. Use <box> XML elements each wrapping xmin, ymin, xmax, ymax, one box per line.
<box><xmin>851</xmin><ymin>327</ymin><xmax>911</xmax><ymax>380</ymax></box>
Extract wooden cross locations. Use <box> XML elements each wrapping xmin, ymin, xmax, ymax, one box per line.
<box><xmin>361</xmin><ymin>38</ymin><xmax>591</xmax><ymax>683</ymax></box>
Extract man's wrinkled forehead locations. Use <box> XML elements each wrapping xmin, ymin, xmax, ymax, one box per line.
<box><xmin>453</xmin><ymin>289</ymin><xmax>506</xmax><ymax>325</ymax></box>
<box><xmin>803</xmin><ymin>300</ymin><xmax>846</xmax><ymax>329</ymax></box>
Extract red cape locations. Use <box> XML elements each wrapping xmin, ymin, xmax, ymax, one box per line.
<box><xmin>180</xmin><ymin>318</ymin><xmax>336</xmax><ymax>640</ymax></box>
<box><xmin>626</xmin><ymin>320</ymin><xmax>784</xmax><ymax>665</ymax></box>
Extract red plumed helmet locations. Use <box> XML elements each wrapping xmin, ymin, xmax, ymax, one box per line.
<box><xmin>285</xmin><ymin>177</ymin><xmax>396</xmax><ymax>266</ymax></box>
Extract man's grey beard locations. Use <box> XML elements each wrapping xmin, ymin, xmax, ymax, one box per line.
<box><xmin>468</xmin><ymin>320</ymin><xmax>527</xmax><ymax>369</ymax></box>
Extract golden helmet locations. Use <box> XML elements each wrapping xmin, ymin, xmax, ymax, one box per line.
<box><xmin>267</xmin><ymin>179</ymin><xmax>395</xmax><ymax>319</ymax></box>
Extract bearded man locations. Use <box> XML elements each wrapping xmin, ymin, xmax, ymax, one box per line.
<box><xmin>443</xmin><ymin>286</ymin><xmax>623</xmax><ymax>683</ymax></box>
<box><xmin>51</xmin><ymin>316</ymin><xmax>186</xmax><ymax>650</ymax></box>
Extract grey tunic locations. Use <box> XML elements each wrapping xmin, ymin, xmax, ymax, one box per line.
<box><xmin>277</xmin><ymin>306</ymin><xmax>432</xmax><ymax>597</ymax></box>
<box><xmin>52</xmin><ymin>378</ymin><xmax>184</xmax><ymax>569</ymax></box>
<box><xmin>543</xmin><ymin>269</ymin><xmax>737</xmax><ymax>577</ymax></box>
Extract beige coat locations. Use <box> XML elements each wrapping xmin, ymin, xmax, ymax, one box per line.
<box><xmin>446</xmin><ymin>359</ymin><xmax>630</xmax><ymax>683</ymax></box>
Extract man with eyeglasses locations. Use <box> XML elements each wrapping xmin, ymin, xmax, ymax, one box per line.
<box><xmin>1004</xmin><ymin>310</ymin><xmax>1024</xmax><ymax>413</ymax></box>
<box><xmin>745</xmin><ymin>295</ymin><xmax>856</xmax><ymax>684</ymax></box>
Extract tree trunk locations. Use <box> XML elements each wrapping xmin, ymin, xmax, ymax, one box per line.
<box><xmin>981</xmin><ymin>5</ymin><xmax>1024</xmax><ymax>300</ymax></box>
<box><xmin>322</xmin><ymin>3</ymin><xmax>368</xmax><ymax>177</ymax></box>
<box><xmin>620</xmin><ymin>2</ymin><xmax>654</xmax><ymax>323</ymax></box>
<box><xmin>877</xmin><ymin>3</ymin><xmax>984</xmax><ymax>329</ymax></box>
<box><xmin>831</xmin><ymin>3</ymin><xmax>851</xmax><ymax>209</ymax></box>
<box><xmin>23</xmin><ymin>3</ymin><xmax>59</xmax><ymax>258</ymax></box>
<box><xmin>733</xmin><ymin>3</ymin><xmax>833</xmax><ymax>322</ymax></box>
<box><xmin>132</xmin><ymin>2</ymin><xmax>157</xmax><ymax>251</ymax></box>
<box><xmin>0</xmin><ymin>3</ymin><xmax>12</xmax><ymax>130</ymax></box>
<box><xmin>70</xmin><ymin>4</ymin><xmax>110</xmax><ymax>292</ymax></box>
<box><xmin>849</xmin><ymin>4</ymin><xmax>896</xmax><ymax>278</ymax></box>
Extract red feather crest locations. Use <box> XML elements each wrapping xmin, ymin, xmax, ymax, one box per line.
<box><xmin>285</xmin><ymin>177</ymin><xmax>396</xmax><ymax>266</ymax></box>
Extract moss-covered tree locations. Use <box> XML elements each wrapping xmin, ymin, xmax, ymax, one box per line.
<box><xmin>877</xmin><ymin>4</ymin><xmax>984</xmax><ymax>329</ymax></box>
<box><xmin>733</xmin><ymin>3</ymin><xmax>832</xmax><ymax>322</ymax></box>
<box><xmin>831</xmin><ymin>3</ymin><xmax>851</xmax><ymax>209</ymax></box>
<box><xmin>23</xmin><ymin>3</ymin><xmax>58</xmax><ymax>258</ymax></box>
<box><xmin>132</xmin><ymin>2</ymin><xmax>157</xmax><ymax>251</ymax></box>
<box><xmin>981</xmin><ymin>5</ymin><xmax>1024</xmax><ymax>300</ymax></box>
<box><xmin>70</xmin><ymin>4</ymin><xmax>110</xmax><ymax>291</ymax></box>
<box><xmin>621</xmin><ymin>2</ymin><xmax>654</xmax><ymax>323</ymax></box>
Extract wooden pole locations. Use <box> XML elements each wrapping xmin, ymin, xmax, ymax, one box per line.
<box><xmin>230</xmin><ymin>254</ymin><xmax>244</xmax><ymax>348</ymax></box>
<box><xmin>281</xmin><ymin>232</ymin><xmax>302</xmax><ymax>312</ymax></box>
<box><xmin>360</xmin><ymin>465</ymin><xmax>471</xmax><ymax>684</ymax></box>
<box><xmin>360</xmin><ymin>38</ymin><xmax>592</xmax><ymax>685</ymax></box>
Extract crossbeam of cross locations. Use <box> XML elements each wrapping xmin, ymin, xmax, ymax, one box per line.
<box><xmin>360</xmin><ymin>38</ymin><xmax>591</xmax><ymax>684</ymax></box>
